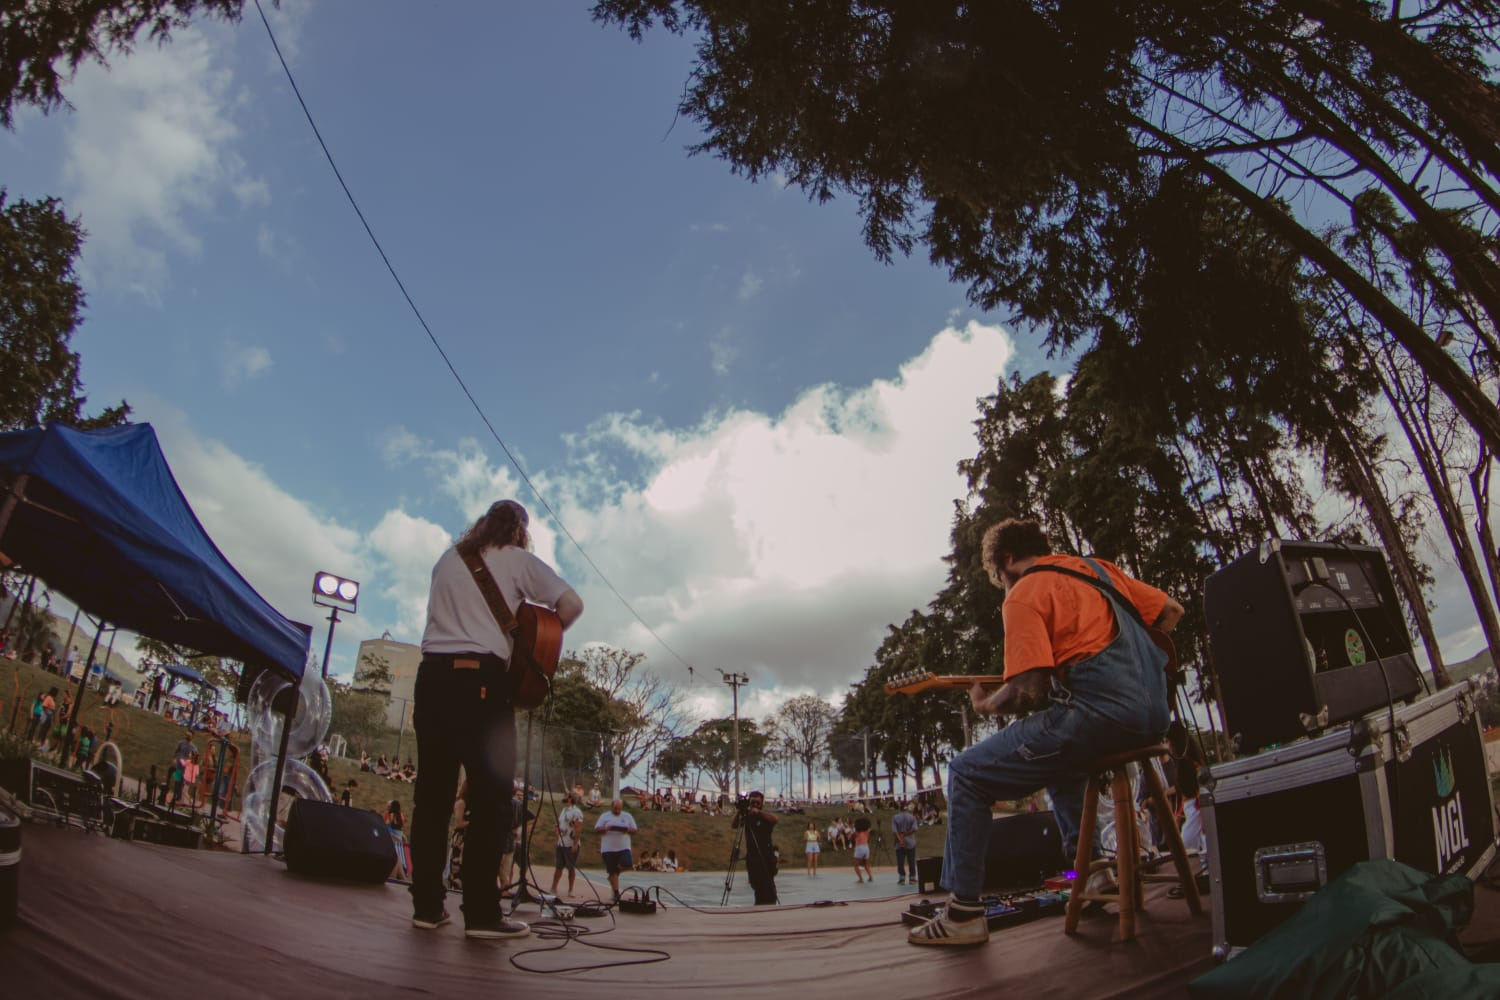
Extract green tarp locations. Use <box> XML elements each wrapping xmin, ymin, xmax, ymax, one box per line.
<box><xmin>1189</xmin><ymin>860</ymin><xmax>1499</xmax><ymax>999</ymax></box>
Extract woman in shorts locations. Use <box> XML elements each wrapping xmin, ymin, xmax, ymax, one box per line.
<box><xmin>804</xmin><ymin>821</ymin><xmax>821</xmax><ymax>876</ymax></box>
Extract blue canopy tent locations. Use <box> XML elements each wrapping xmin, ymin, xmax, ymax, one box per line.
<box><xmin>160</xmin><ymin>662</ymin><xmax>214</xmax><ymax>688</ymax></box>
<box><xmin>0</xmin><ymin>423</ymin><xmax>312</xmax><ymax>697</ymax></box>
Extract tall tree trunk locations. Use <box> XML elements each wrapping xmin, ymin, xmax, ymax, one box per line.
<box><xmin>1138</xmin><ymin>116</ymin><xmax>1500</xmax><ymax>452</ymax></box>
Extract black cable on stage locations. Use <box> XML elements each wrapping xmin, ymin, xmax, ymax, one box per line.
<box><xmin>248</xmin><ymin>0</ymin><xmax>700</xmax><ymax>683</ymax></box>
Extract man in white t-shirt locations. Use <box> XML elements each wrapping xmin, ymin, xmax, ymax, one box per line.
<box><xmin>408</xmin><ymin>499</ymin><xmax>583</xmax><ymax>941</ymax></box>
<box><xmin>550</xmin><ymin>792</ymin><xmax>586</xmax><ymax>897</ymax></box>
<box><xmin>595</xmin><ymin>798</ymin><xmax>638</xmax><ymax>901</ymax></box>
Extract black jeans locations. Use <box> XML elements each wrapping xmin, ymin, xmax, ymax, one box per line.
<box><xmin>409</xmin><ymin>654</ymin><xmax>515</xmax><ymax>925</ymax></box>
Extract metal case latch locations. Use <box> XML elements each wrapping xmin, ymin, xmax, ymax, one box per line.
<box><xmin>1254</xmin><ymin>842</ymin><xmax>1328</xmax><ymax>904</ymax></box>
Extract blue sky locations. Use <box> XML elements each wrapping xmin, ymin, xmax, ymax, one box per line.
<box><xmin>1</xmin><ymin>2</ymin><xmax>1047</xmax><ymax>720</ymax></box>
<box><xmin>4</xmin><ymin>2</ymin><xmax>1487</xmax><ymax>725</ymax></box>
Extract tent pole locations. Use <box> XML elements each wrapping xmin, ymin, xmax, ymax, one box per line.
<box><xmin>0</xmin><ymin>473</ymin><xmax>28</xmax><ymax>543</ymax></box>
<box><xmin>61</xmin><ymin>621</ymin><xmax>105</xmax><ymax>768</ymax></box>
<box><xmin>263</xmin><ymin>693</ymin><xmax>295</xmax><ymax>855</ymax></box>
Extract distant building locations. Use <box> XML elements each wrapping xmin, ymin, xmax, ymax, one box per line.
<box><xmin>354</xmin><ymin>633</ymin><xmax>420</xmax><ymax>731</ymax></box>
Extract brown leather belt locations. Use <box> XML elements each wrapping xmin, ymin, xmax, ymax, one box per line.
<box><xmin>454</xmin><ymin>658</ymin><xmax>481</xmax><ymax>670</ymax></box>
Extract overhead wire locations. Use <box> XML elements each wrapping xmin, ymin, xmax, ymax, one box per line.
<box><xmin>249</xmin><ymin>0</ymin><xmax>701</xmax><ymax>681</ymax></box>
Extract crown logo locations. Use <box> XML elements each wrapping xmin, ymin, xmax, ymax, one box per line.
<box><xmin>1433</xmin><ymin>749</ymin><xmax>1456</xmax><ymax>799</ymax></box>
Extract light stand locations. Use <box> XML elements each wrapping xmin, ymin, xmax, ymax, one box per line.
<box><xmin>265</xmin><ymin>571</ymin><xmax>358</xmax><ymax>854</ymax></box>
<box><xmin>505</xmin><ymin>708</ymin><xmax>556</xmax><ymax>915</ymax></box>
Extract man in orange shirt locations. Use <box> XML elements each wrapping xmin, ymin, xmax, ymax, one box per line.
<box><xmin>910</xmin><ymin>518</ymin><xmax>1184</xmax><ymax>946</ymax></box>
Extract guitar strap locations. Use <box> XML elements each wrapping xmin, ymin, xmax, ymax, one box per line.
<box><xmin>458</xmin><ymin>547</ymin><xmax>519</xmax><ymax>642</ymax></box>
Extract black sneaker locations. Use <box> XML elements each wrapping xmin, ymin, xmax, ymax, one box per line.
<box><xmin>465</xmin><ymin>917</ymin><xmax>530</xmax><ymax>939</ymax></box>
<box><xmin>411</xmin><ymin>907</ymin><xmax>451</xmax><ymax>930</ymax></box>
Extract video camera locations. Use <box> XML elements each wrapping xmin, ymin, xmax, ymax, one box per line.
<box><xmin>734</xmin><ymin>796</ymin><xmax>753</xmax><ymax>815</ymax></box>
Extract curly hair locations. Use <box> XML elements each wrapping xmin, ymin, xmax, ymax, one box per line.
<box><xmin>980</xmin><ymin>517</ymin><xmax>1051</xmax><ymax>578</ymax></box>
<box><xmin>456</xmin><ymin>499</ymin><xmax>529</xmax><ymax>557</ymax></box>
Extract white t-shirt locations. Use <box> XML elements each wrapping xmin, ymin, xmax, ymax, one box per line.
<box><xmin>595</xmin><ymin>809</ymin><xmax>637</xmax><ymax>853</ymax></box>
<box><xmin>421</xmin><ymin>544</ymin><xmax>572</xmax><ymax>658</ymax></box>
<box><xmin>557</xmin><ymin>804</ymin><xmax>584</xmax><ymax>848</ymax></box>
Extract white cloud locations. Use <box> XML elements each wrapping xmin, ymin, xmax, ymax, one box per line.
<box><xmin>538</xmin><ymin>320</ymin><xmax>1013</xmax><ymax>711</ymax></box>
<box><xmin>223</xmin><ymin>343</ymin><xmax>273</xmax><ymax>384</ymax></box>
<box><xmin>738</xmin><ymin>270</ymin><xmax>764</xmax><ymax>300</ymax></box>
<box><xmin>58</xmin><ymin>24</ymin><xmax>264</xmax><ymax>296</ymax></box>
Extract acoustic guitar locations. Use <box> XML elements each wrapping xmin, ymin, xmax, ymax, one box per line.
<box><xmin>512</xmin><ymin>601</ymin><xmax>564</xmax><ymax>710</ymax></box>
<box><xmin>883</xmin><ymin>628</ymin><xmax>1178</xmax><ymax>698</ymax></box>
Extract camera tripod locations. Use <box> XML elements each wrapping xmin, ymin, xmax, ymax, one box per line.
<box><xmin>720</xmin><ymin>812</ymin><xmax>745</xmax><ymax>906</ymax></box>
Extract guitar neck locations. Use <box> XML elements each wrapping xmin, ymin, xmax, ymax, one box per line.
<box><xmin>884</xmin><ymin>673</ymin><xmax>1005</xmax><ymax>696</ymax></box>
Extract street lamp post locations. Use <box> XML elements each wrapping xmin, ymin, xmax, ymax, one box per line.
<box><xmin>722</xmin><ymin>671</ymin><xmax>748</xmax><ymax>799</ymax></box>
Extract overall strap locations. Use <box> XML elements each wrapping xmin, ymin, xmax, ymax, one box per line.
<box><xmin>458</xmin><ymin>547</ymin><xmax>519</xmax><ymax>636</ymax></box>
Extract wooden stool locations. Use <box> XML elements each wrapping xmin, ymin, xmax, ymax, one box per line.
<box><xmin>1064</xmin><ymin>742</ymin><xmax>1203</xmax><ymax>941</ymax></box>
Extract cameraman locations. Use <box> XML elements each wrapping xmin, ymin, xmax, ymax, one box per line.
<box><xmin>730</xmin><ymin>789</ymin><xmax>779</xmax><ymax>904</ymax></box>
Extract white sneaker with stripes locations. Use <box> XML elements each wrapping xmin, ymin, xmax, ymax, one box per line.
<box><xmin>907</xmin><ymin>905</ymin><xmax>989</xmax><ymax>947</ymax></box>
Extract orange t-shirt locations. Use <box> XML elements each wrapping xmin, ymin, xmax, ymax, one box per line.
<box><xmin>1001</xmin><ymin>554</ymin><xmax>1168</xmax><ymax>680</ymax></box>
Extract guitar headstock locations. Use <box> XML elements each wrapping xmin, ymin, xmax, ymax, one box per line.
<box><xmin>884</xmin><ymin>671</ymin><xmax>942</xmax><ymax>696</ymax></box>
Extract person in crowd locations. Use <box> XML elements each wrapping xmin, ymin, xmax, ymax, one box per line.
<box><xmin>1167</xmin><ymin>720</ymin><xmax>1210</xmax><ymax>884</ymax></box>
<box><xmin>892</xmin><ymin>801</ymin><xmax>919</xmax><ymax>886</ymax></box>
<box><xmin>909</xmin><ymin>516</ymin><xmax>1183</xmax><ymax>948</ymax></box>
<box><xmin>144</xmin><ymin>764</ymin><xmax>160</xmax><ymax>807</ymax></box>
<box><xmin>730</xmin><ymin>789</ymin><xmax>779</xmax><ymax>905</ymax></box>
<box><xmin>341</xmin><ymin>779</ymin><xmax>358</xmax><ymax>807</ymax></box>
<box><xmin>662</xmin><ymin>849</ymin><xmax>680</xmax><ymax>872</ymax></box>
<box><xmin>550</xmin><ymin>791</ymin><xmax>584</xmax><ymax>898</ymax></box>
<box><xmin>804</xmin><ymin>820</ymin><xmax>822</xmax><ymax>877</ymax></box>
<box><xmin>407</xmin><ymin>499</ymin><xmax>583</xmax><ymax>941</ymax></box>
<box><xmin>24</xmin><ymin>689</ymin><xmax>48</xmax><ymax>743</ymax></box>
<box><xmin>852</xmin><ymin>816</ymin><xmax>874</xmax><ymax>883</ymax></box>
<box><xmin>446</xmin><ymin>779</ymin><xmax>469</xmax><ymax>890</ymax></box>
<box><xmin>386</xmin><ymin>799</ymin><xmax>410</xmax><ymax>878</ymax></box>
<box><xmin>595</xmin><ymin>798</ymin><xmax>638</xmax><ymax>901</ymax></box>
<box><xmin>588</xmin><ymin>784</ymin><xmax>602</xmax><ymax>808</ymax></box>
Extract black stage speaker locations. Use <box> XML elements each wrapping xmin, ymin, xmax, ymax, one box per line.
<box><xmin>983</xmin><ymin>810</ymin><xmax>1065</xmax><ymax>890</ymax></box>
<box><xmin>283</xmin><ymin>800</ymin><xmax>395</xmax><ymax>883</ymax></box>
<box><xmin>1204</xmin><ymin>539</ymin><xmax>1423</xmax><ymax>754</ymax></box>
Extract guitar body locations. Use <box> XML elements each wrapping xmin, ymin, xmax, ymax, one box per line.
<box><xmin>510</xmin><ymin>602</ymin><xmax>564</xmax><ymax>710</ymax></box>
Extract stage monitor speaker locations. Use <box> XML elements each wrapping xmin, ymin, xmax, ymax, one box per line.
<box><xmin>1204</xmin><ymin>538</ymin><xmax>1423</xmax><ymax>754</ymax></box>
<box><xmin>983</xmin><ymin>810</ymin><xmax>1065</xmax><ymax>890</ymax></box>
<box><xmin>283</xmin><ymin>799</ymin><xmax>395</xmax><ymax>883</ymax></box>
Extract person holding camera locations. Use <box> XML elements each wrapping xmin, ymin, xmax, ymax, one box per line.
<box><xmin>730</xmin><ymin>789</ymin><xmax>780</xmax><ymax>904</ymax></box>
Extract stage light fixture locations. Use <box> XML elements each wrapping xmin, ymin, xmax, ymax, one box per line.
<box><xmin>311</xmin><ymin>570</ymin><xmax>359</xmax><ymax>613</ymax></box>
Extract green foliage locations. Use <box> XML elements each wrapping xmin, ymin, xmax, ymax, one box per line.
<box><xmin>658</xmin><ymin>717</ymin><xmax>769</xmax><ymax>795</ymax></box>
<box><xmin>356</xmin><ymin>651</ymin><xmax>394</xmax><ymax>691</ymax></box>
<box><xmin>328</xmin><ymin>679</ymin><xmax>388</xmax><ymax>756</ymax></box>
<box><xmin>0</xmin><ymin>0</ymin><xmax>254</xmax><ymax>129</ymax></box>
<box><xmin>565</xmin><ymin>645</ymin><xmax>689</xmax><ymax>779</ymax></box>
<box><xmin>0</xmin><ymin>191</ymin><xmax>131</xmax><ymax>431</ymax></box>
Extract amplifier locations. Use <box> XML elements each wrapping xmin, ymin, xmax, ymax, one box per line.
<box><xmin>283</xmin><ymin>799</ymin><xmax>395</xmax><ymax>883</ymax></box>
<box><xmin>1200</xmin><ymin>678</ymin><xmax>1496</xmax><ymax>958</ymax></box>
<box><xmin>1205</xmin><ymin>539</ymin><xmax>1423</xmax><ymax>753</ymax></box>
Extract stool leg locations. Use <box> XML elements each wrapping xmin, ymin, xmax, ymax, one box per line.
<box><xmin>1112</xmin><ymin>770</ymin><xmax>1137</xmax><ymax>942</ymax></box>
<box><xmin>1064</xmin><ymin>775</ymin><xmax>1102</xmax><ymax>935</ymax></box>
<box><xmin>1144</xmin><ymin>764</ymin><xmax>1203</xmax><ymax>915</ymax></box>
